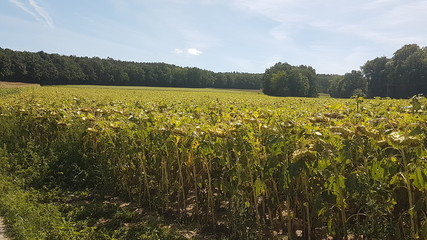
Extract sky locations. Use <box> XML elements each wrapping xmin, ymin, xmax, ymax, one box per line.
<box><xmin>1</xmin><ymin>0</ymin><xmax>427</xmax><ymax>74</ymax></box>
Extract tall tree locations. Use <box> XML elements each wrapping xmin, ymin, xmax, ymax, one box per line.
<box><xmin>262</xmin><ymin>62</ymin><xmax>317</xmax><ymax>97</ymax></box>
<box><xmin>316</xmin><ymin>74</ymin><xmax>342</xmax><ymax>94</ymax></box>
<box><xmin>362</xmin><ymin>57</ymin><xmax>389</xmax><ymax>98</ymax></box>
<box><xmin>0</xmin><ymin>48</ymin><xmax>12</xmax><ymax>80</ymax></box>
<box><xmin>329</xmin><ymin>71</ymin><xmax>367</xmax><ymax>98</ymax></box>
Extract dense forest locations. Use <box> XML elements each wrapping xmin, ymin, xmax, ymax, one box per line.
<box><xmin>330</xmin><ymin>44</ymin><xmax>427</xmax><ymax>98</ymax></box>
<box><xmin>0</xmin><ymin>48</ymin><xmax>262</xmax><ymax>89</ymax></box>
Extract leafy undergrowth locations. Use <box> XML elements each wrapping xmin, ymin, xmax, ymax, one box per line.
<box><xmin>0</xmin><ymin>179</ymin><xmax>194</xmax><ymax>240</ymax></box>
<box><xmin>0</xmin><ymin>185</ymin><xmax>302</xmax><ymax>240</ymax></box>
<box><xmin>0</xmin><ymin>176</ymin><xmax>76</xmax><ymax>239</ymax></box>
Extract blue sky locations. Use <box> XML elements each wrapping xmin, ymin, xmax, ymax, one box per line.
<box><xmin>1</xmin><ymin>0</ymin><xmax>426</xmax><ymax>74</ymax></box>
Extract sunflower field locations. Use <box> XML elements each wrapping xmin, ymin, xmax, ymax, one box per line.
<box><xmin>0</xmin><ymin>86</ymin><xmax>426</xmax><ymax>239</ymax></box>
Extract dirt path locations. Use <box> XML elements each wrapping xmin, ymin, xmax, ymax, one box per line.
<box><xmin>0</xmin><ymin>217</ymin><xmax>9</xmax><ymax>240</ymax></box>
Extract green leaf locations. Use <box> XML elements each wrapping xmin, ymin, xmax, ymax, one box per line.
<box><xmin>410</xmin><ymin>168</ymin><xmax>427</xmax><ymax>191</ymax></box>
<box><xmin>371</xmin><ymin>161</ymin><xmax>385</xmax><ymax>182</ymax></box>
<box><xmin>255</xmin><ymin>177</ymin><xmax>266</xmax><ymax>196</ymax></box>
<box><xmin>411</xmin><ymin>96</ymin><xmax>422</xmax><ymax>112</ymax></box>
<box><xmin>409</xmin><ymin>126</ymin><xmax>423</xmax><ymax>136</ymax></box>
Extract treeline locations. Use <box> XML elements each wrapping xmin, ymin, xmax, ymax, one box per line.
<box><xmin>0</xmin><ymin>48</ymin><xmax>262</xmax><ymax>89</ymax></box>
<box><xmin>262</xmin><ymin>62</ymin><xmax>318</xmax><ymax>97</ymax></box>
<box><xmin>316</xmin><ymin>74</ymin><xmax>342</xmax><ymax>94</ymax></box>
<box><xmin>264</xmin><ymin>44</ymin><xmax>427</xmax><ymax>99</ymax></box>
<box><xmin>4</xmin><ymin>44</ymin><xmax>426</xmax><ymax>98</ymax></box>
<box><xmin>329</xmin><ymin>70</ymin><xmax>366</xmax><ymax>98</ymax></box>
<box><xmin>330</xmin><ymin>44</ymin><xmax>427</xmax><ymax>98</ymax></box>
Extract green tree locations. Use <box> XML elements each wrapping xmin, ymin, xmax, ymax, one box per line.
<box><xmin>340</xmin><ymin>70</ymin><xmax>367</xmax><ymax>98</ymax></box>
<box><xmin>26</xmin><ymin>52</ymin><xmax>58</xmax><ymax>84</ymax></box>
<box><xmin>262</xmin><ymin>62</ymin><xmax>292</xmax><ymax>95</ymax></box>
<box><xmin>270</xmin><ymin>71</ymin><xmax>289</xmax><ymax>96</ymax></box>
<box><xmin>329</xmin><ymin>71</ymin><xmax>367</xmax><ymax>98</ymax></box>
<box><xmin>288</xmin><ymin>68</ymin><xmax>310</xmax><ymax>97</ymax></box>
<box><xmin>316</xmin><ymin>74</ymin><xmax>342</xmax><ymax>94</ymax></box>
<box><xmin>328</xmin><ymin>76</ymin><xmax>343</xmax><ymax>98</ymax></box>
<box><xmin>0</xmin><ymin>48</ymin><xmax>12</xmax><ymax>81</ymax></box>
<box><xmin>362</xmin><ymin>57</ymin><xmax>389</xmax><ymax>98</ymax></box>
<box><xmin>298</xmin><ymin>65</ymin><xmax>317</xmax><ymax>97</ymax></box>
<box><xmin>387</xmin><ymin>44</ymin><xmax>418</xmax><ymax>98</ymax></box>
<box><xmin>262</xmin><ymin>62</ymin><xmax>317</xmax><ymax>97</ymax></box>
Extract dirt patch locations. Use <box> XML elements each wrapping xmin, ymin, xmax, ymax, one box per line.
<box><xmin>0</xmin><ymin>81</ymin><xmax>40</xmax><ymax>88</ymax></box>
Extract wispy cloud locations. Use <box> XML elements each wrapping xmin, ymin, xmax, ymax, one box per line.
<box><xmin>8</xmin><ymin>0</ymin><xmax>39</xmax><ymax>20</ymax></box>
<box><xmin>28</xmin><ymin>0</ymin><xmax>54</xmax><ymax>28</ymax></box>
<box><xmin>226</xmin><ymin>0</ymin><xmax>427</xmax><ymax>74</ymax></box>
<box><xmin>175</xmin><ymin>49</ymin><xmax>184</xmax><ymax>54</ymax></box>
<box><xmin>174</xmin><ymin>48</ymin><xmax>203</xmax><ymax>56</ymax></box>
<box><xmin>235</xmin><ymin>0</ymin><xmax>427</xmax><ymax>45</ymax></box>
<box><xmin>9</xmin><ymin>0</ymin><xmax>54</xmax><ymax>28</ymax></box>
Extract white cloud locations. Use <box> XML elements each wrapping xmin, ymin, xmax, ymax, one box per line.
<box><xmin>174</xmin><ymin>48</ymin><xmax>203</xmax><ymax>56</ymax></box>
<box><xmin>187</xmin><ymin>48</ymin><xmax>203</xmax><ymax>56</ymax></box>
<box><xmin>8</xmin><ymin>0</ymin><xmax>54</xmax><ymax>28</ymax></box>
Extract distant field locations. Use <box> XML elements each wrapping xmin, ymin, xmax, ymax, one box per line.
<box><xmin>62</xmin><ymin>84</ymin><xmax>262</xmax><ymax>93</ymax></box>
<box><xmin>0</xmin><ymin>85</ymin><xmax>426</xmax><ymax>239</ymax></box>
<box><xmin>318</xmin><ymin>92</ymin><xmax>331</xmax><ymax>98</ymax></box>
<box><xmin>0</xmin><ymin>81</ymin><xmax>40</xmax><ymax>88</ymax></box>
